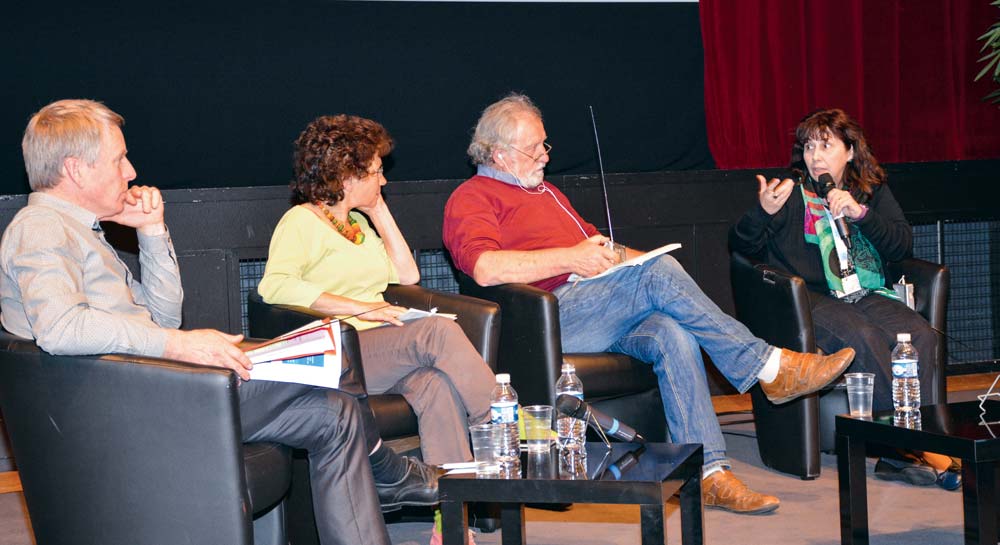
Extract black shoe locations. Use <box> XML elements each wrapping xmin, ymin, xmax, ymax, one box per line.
<box><xmin>873</xmin><ymin>457</ymin><xmax>936</xmax><ymax>487</ymax></box>
<box><xmin>376</xmin><ymin>456</ymin><xmax>439</xmax><ymax>512</ymax></box>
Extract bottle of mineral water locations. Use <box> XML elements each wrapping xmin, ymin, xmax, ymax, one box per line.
<box><xmin>554</xmin><ymin>363</ymin><xmax>586</xmax><ymax>451</ymax></box>
<box><xmin>490</xmin><ymin>373</ymin><xmax>521</xmax><ymax>475</ymax></box>
<box><xmin>891</xmin><ymin>333</ymin><xmax>920</xmax><ymax>412</ymax></box>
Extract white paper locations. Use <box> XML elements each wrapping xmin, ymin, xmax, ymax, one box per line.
<box><xmin>396</xmin><ymin>307</ymin><xmax>458</xmax><ymax>322</ymax></box>
<box><xmin>246</xmin><ymin>319</ymin><xmax>343</xmax><ymax>389</ymax></box>
<box><xmin>245</xmin><ymin>320</ymin><xmax>337</xmax><ymax>364</ymax></box>
<box><xmin>568</xmin><ymin>242</ymin><xmax>682</xmax><ymax>282</ymax></box>
<box><xmin>439</xmin><ymin>462</ymin><xmax>480</xmax><ymax>470</ymax></box>
<box><xmin>250</xmin><ymin>348</ymin><xmax>342</xmax><ymax>389</ymax></box>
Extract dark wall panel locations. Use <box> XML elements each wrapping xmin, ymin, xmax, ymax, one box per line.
<box><xmin>1</xmin><ymin>1</ymin><xmax>712</xmax><ymax>193</ymax></box>
<box><xmin>0</xmin><ymin>160</ymin><xmax>995</xmax><ymax>394</ymax></box>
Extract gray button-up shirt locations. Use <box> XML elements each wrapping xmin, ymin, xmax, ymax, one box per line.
<box><xmin>0</xmin><ymin>192</ymin><xmax>183</xmax><ymax>357</ymax></box>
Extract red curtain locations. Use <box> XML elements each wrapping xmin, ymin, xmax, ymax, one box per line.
<box><xmin>701</xmin><ymin>0</ymin><xmax>1000</xmax><ymax>169</ymax></box>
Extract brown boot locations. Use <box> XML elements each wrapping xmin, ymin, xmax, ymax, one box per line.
<box><xmin>759</xmin><ymin>347</ymin><xmax>855</xmax><ymax>405</ymax></box>
<box><xmin>702</xmin><ymin>470</ymin><xmax>780</xmax><ymax>515</ymax></box>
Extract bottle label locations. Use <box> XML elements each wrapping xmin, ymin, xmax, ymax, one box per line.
<box><xmin>891</xmin><ymin>358</ymin><xmax>918</xmax><ymax>379</ymax></box>
<box><xmin>490</xmin><ymin>401</ymin><xmax>518</xmax><ymax>424</ymax></box>
<box><xmin>559</xmin><ymin>390</ymin><xmax>583</xmax><ymax>400</ymax></box>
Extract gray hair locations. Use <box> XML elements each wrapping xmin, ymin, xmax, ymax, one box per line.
<box><xmin>467</xmin><ymin>93</ymin><xmax>543</xmax><ymax>166</ymax></box>
<box><xmin>22</xmin><ymin>99</ymin><xmax>125</xmax><ymax>190</ymax></box>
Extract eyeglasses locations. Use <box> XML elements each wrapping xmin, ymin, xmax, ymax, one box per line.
<box><xmin>364</xmin><ymin>166</ymin><xmax>384</xmax><ymax>179</ymax></box>
<box><xmin>507</xmin><ymin>141</ymin><xmax>552</xmax><ymax>162</ymax></box>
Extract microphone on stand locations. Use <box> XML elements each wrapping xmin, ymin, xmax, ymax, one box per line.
<box><xmin>598</xmin><ymin>445</ymin><xmax>646</xmax><ymax>480</ymax></box>
<box><xmin>555</xmin><ymin>394</ymin><xmax>646</xmax><ymax>444</ymax></box>
<box><xmin>816</xmin><ymin>173</ymin><xmax>852</xmax><ymax>249</ymax></box>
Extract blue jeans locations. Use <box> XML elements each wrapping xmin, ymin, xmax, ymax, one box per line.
<box><xmin>554</xmin><ymin>255</ymin><xmax>774</xmax><ymax>469</ymax></box>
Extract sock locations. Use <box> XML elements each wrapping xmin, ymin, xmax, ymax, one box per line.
<box><xmin>702</xmin><ymin>465</ymin><xmax>725</xmax><ymax>479</ymax></box>
<box><xmin>756</xmin><ymin>347</ymin><xmax>782</xmax><ymax>383</ymax></box>
<box><xmin>369</xmin><ymin>444</ymin><xmax>408</xmax><ymax>484</ymax></box>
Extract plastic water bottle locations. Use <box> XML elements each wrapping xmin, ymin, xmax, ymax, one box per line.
<box><xmin>490</xmin><ymin>373</ymin><xmax>521</xmax><ymax>476</ymax></box>
<box><xmin>555</xmin><ymin>363</ymin><xmax>586</xmax><ymax>451</ymax></box>
<box><xmin>891</xmin><ymin>333</ymin><xmax>921</xmax><ymax>412</ymax></box>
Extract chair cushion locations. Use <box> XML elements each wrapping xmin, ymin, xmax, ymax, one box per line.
<box><xmin>243</xmin><ymin>442</ymin><xmax>292</xmax><ymax>516</ymax></box>
<box><xmin>566</xmin><ymin>353</ymin><xmax>658</xmax><ymax>401</ymax></box>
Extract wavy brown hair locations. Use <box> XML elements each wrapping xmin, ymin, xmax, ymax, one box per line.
<box><xmin>790</xmin><ymin>108</ymin><xmax>885</xmax><ymax>198</ymax></box>
<box><xmin>290</xmin><ymin>114</ymin><xmax>393</xmax><ymax>205</ymax></box>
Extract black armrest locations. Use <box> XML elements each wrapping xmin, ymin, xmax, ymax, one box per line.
<box><xmin>246</xmin><ymin>290</ymin><xmax>327</xmax><ymax>339</ymax></box>
<box><xmin>0</xmin><ymin>332</ymin><xmax>255</xmax><ymax>545</ymax></box>
<box><xmin>384</xmin><ymin>284</ymin><xmax>500</xmax><ymax>368</ymax></box>
<box><xmin>456</xmin><ymin>273</ymin><xmax>563</xmax><ymax>406</ymax></box>
<box><xmin>887</xmin><ymin>257</ymin><xmax>950</xmax><ymax>403</ymax></box>
<box><xmin>730</xmin><ymin>252</ymin><xmax>815</xmax><ymax>353</ymax></box>
<box><xmin>887</xmin><ymin>258</ymin><xmax>950</xmax><ymax>332</ymax></box>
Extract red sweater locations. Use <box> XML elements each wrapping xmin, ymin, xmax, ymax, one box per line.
<box><xmin>443</xmin><ymin>175</ymin><xmax>600</xmax><ymax>292</ymax></box>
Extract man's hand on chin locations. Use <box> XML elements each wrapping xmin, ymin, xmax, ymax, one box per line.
<box><xmin>104</xmin><ymin>185</ymin><xmax>167</xmax><ymax>235</ymax></box>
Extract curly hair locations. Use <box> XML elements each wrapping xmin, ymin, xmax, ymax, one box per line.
<box><xmin>790</xmin><ymin>108</ymin><xmax>885</xmax><ymax>198</ymax></box>
<box><xmin>290</xmin><ymin>114</ymin><xmax>393</xmax><ymax>205</ymax></box>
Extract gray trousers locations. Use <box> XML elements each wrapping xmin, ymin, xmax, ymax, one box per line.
<box><xmin>238</xmin><ymin>379</ymin><xmax>390</xmax><ymax>545</ymax></box>
<box><xmin>359</xmin><ymin>317</ymin><xmax>494</xmax><ymax>464</ymax></box>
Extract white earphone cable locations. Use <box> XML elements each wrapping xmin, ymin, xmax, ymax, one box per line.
<box><xmin>497</xmin><ymin>155</ymin><xmax>589</xmax><ymax>240</ymax></box>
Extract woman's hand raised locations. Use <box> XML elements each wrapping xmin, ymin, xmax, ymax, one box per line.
<box><xmin>756</xmin><ymin>174</ymin><xmax>796</xmax><ymax>215</ymax></box>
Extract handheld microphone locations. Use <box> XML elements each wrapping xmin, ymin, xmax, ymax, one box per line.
<box><xmin>816</xmin><ymin>173</ymin><xmax>852</xmax><ymax>249</ymax></box>
<box><xmin>555</xmin><ymin>394</ymin><xmax>646</xmax><ymax>443</ymax></box>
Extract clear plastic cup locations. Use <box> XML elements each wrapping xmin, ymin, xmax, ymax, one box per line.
<box><xmin>845</xmin><ymin>372</ymin><xmax>875</xmax><ymax>418</ymax></box>
<box><xmin>522</xmin><ymin>405</ymin><xmax>554</xmax><ymax>453</ymax></box>
<box><xmin>469</xmin><ymin>423</ymin><xmax>501</xmax><ymax>477</ymax></box>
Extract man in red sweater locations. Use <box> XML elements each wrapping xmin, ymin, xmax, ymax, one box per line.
<box><xmin>443</xmin><ymin>93</ymin><xmax>855</xmax><ymax>515</ymax></box>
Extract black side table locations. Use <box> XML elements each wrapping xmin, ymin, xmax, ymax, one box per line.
<box><xmin>837</xmin><ymin>401</ymin><xmax>1000</xmax><ymax>545</ymax></box>
<box><xmin>440</xmin><ymin>442</ymin><xmax>703</xmax><ymax>545</ymax></box>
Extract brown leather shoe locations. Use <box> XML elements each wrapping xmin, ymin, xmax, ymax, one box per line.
<box><xmin>759</xmin><ymin>347</ymin><xmax>855</xmax><ymax>405</ymax></box>
<box><xmin>702</xmin><ymin>470</ymin><xmax>780</xmax><ymax>515</ymax></box>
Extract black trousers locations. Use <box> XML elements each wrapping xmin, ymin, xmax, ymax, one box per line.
<box><xmin>809</xmin><ymin>290</ymin><xmax>939</xmax><ymax>413</ymax></box>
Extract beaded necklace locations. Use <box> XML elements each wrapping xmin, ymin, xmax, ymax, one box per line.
<box><xmin>316</xmin><ymin>202</ymin><xmax>365</xmax><ymax>245</ymax></box>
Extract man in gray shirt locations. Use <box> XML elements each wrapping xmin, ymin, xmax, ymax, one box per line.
<box><xmin>0</xmin><ymin>99</ymin><xmax>437</xmax><ymax>545</ymax></box>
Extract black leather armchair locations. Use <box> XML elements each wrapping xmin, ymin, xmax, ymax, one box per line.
<box><xmin>248</xmin><ymin>285</ymin><xmax>502</xmax><ymax>540</ymax></box>
<box><xmin>457</xmin><ymin>274</ymin><xmax>668</xmax><ymax>442</ymax></box>
<box><xmin>729</xmin><ymin>252</ymin><xmax>949</xmax><ymax>479</ymax></box>
<box><xmin>247</xmin><ymin>284</ymin><xmax>501</xmax><ymax>447</ymax></box>
<box><xmin>0</xmin><ymin>331</ymin><xmax>292</xmax><ymax>545</ymax></box>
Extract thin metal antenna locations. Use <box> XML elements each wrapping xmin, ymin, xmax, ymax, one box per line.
<box><xmin>588</xmin><ymin>105</ymin><xmax>615</xmax><ymax>245</ymax></box>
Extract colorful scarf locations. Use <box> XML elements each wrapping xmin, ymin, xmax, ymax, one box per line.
<box><xmin>800</xmin><ymin>184</ymin><xmax>897</xmax><ymax>302</ymax></box>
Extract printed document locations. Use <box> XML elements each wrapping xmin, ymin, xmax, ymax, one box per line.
<box><xmin>568</xmin><ymin>243</ymin><xmax>682</xmax><ymax>282</ymax></box>
<box><xmin>244</xmin><ymin>319</ymin><xmax>343</xmax><ymax>389</ymax></box>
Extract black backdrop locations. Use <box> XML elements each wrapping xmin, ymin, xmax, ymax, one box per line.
<box><xmin>1</xmin><ymin>1</ymin><xmax>713</xmax><ymax>193</ymax></box>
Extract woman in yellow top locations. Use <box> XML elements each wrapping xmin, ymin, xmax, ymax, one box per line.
<box><xmin>259</xmin><ymin>114</ymin><xmax>494</xmax><ymax>465</ymax></box>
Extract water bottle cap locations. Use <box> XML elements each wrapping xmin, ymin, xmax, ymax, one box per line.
<box><xmin>495</xmin><ymin>373</ymin><xmax>510</xmax><ymax>383</ymax></box>
<box><xmin>561</xmin><ymin>363</ymin><xmax>575</xmax><ymax>373</ymax></box>
<box><xmin>896</xmin><ymin>333</ymin><xmax>911</xmax><ymax>342</ymax></box>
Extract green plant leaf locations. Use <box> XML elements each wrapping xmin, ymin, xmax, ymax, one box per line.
<box><xmin>976</xmin><ymin>2</ymin><xmax>1000</xmax><ymax>105</ymax></box>
<box><xmin>976</xmin><ymin>50</ymin><xmax>1000</xmax><ymax>81</ymax></box>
